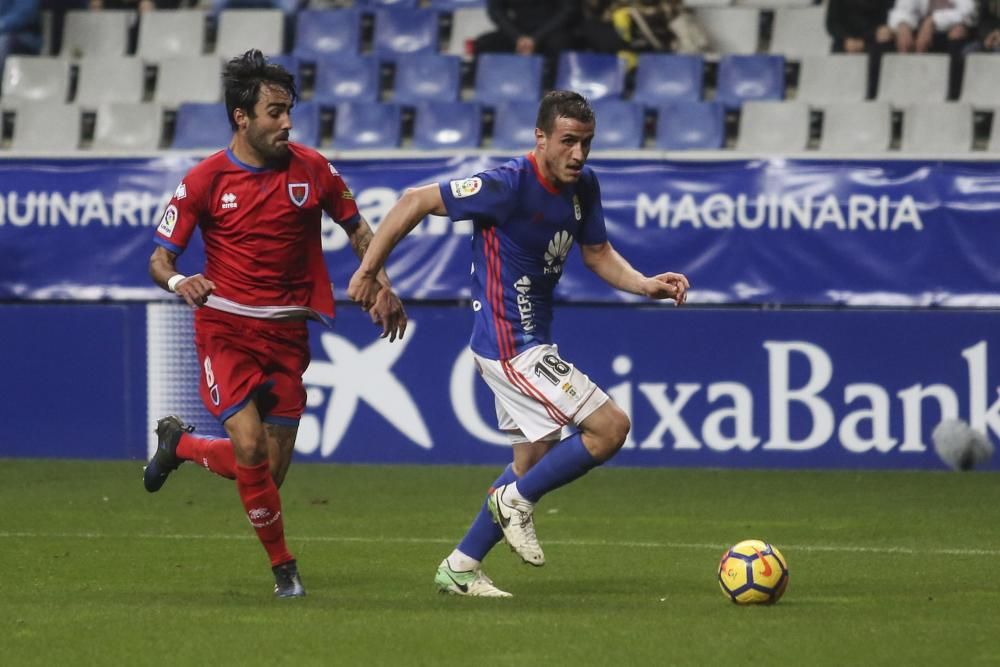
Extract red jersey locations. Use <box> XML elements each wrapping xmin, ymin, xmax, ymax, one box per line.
<box><xmin>154</xmin><ymin>143</ymin><xmax>360</xmax><ymax>324</ymax></box>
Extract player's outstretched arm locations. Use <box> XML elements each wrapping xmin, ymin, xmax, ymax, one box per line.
<box><xmin>347</xmin><ymin>183</ymin><xmax>447</xmax><ymax>310</ymax></box>
<box><xmin>580</xmin><ymin>241</ymin><xmax>689</xmax><ymax>305</ymax></box>
<box><xmin>149</xmin><ymin>245</ymin><xmax>216</xmax><ymax>308</ymax></box>
<box><xmin>346</xmin><ymin>217</ymin><xmax>408</xmax><ymax>342</ymax></box>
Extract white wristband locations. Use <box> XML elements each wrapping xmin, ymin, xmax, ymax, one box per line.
<box><xmin>167</xmin><ymin>274</ymin><xmax>187</xmax><ymax>293</ymax></box>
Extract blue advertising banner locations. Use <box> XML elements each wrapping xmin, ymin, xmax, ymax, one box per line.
<box><xmin>1</xmin><ymin>157</ymin><xmax>998</xmax><ymax>306</ymax></box>
<box><xmin>3</xmin><ymin>302</ymin><xmax>998</xmax><ymax>470</ymax></box>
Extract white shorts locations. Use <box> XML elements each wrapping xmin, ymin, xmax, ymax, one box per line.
<box><xmin>474</xmin><ymin>344</ymin><xmax>609</xmax><ymax>445</ymax></box>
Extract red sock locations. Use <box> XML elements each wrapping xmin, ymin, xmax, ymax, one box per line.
<box><xmin>235</xmin><ymin>462</ymin><xmax>293</xmax><ymax>567</ymax></box>
<box><xmin>176</xmin><ymin>433</ymin><xmax>237</xmax><ymax>480</ymax></box>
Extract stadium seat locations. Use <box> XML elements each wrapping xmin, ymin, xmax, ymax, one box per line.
<box><xmin>413</xmin><ymin>101</ymin><xmax>482</xmax><ymax>149</ymax></box>
<box><xmin>137</xmin><ymin>10</ymin><xmax>207</xmax><ymax>61</ymax></box>
<box><xmin>332</xmin><ymin>102</ymin><xmax>401</xmax><ymax>149</ymax></box>
<box><xmin>694</xmin><ymin>7</ymin><xmax>760</xmax><ymax>54</ymax></box>
<box><xmin>735</xmin><ymin>0</ymin><xmax>815</xmax><ymax>6</ymax></box>
<box><xmin>1</xmin><ymin>56</ymin><xmax>70</xmax><ymax>104</ymax></box>
<box><xmin>293</xmin><ymin>9</ymin><xmax>362</xmax><ymax>62</ymax></box>
<box><xmin>155</xmin><ymin>57</ymin><xmax>223</xmax><ymax>106</ymax></box>
<box><xmin>60</xmin><ymin>9</ymin><xmax>131</xmax><ymax>58</ymax></box>
<box><xmin>632</xmin><ymin>54</ymin><xmax>703</xmax><ymax>108</ymax></box>
<box><xmin>313</xmin><ymin>56</ymin><xmax>380</xmax><ymax>105</ymax></box>
<box><xmin>795</xmin><ymin>54</ymin><xmax>867</xmax><ymax>105</ymax></box>
<box><xmin>684</xmin><ymin>0</ymin><xmax>733</xmax><ymax>5</ymax></box>
<box><xmin>208</xmin><ymin>0</ymin><xmax>302</xmax><ymax>12</ymax></box>
<box><xmin>959</xmin><ymin>54</ymin><xmax>1000</xmax><ymax>110</ymax></box>
<box><xmin>473</xmin><ymin>54</ymin><xmax>543</xmax><ymax>107</ymax></box>
<box><xmin>446</xmin><ymin>7</ymin><xmax>494</xmax><ymax>59</ymax></box>
<box><xmin>591</xmin><ymin>100</ymin><xmax>645</xmax><ymax>150</ymax></box>
<box><xmin>654</xmin><ymin>101</ymin><xmax>725</xmax><ymax>150</ymax></box>
<box><xmin>216</xmin><ymin>9</ymin><xmax>285</xmax><ymax>58</ymax></box>
<box><xmin>716</xmin><ymin>54</ymin><xmax>785</xmax><ymax>110</ymax></box>
<box><xmin>769</xmin><ymin>6</ymin><xmax>830</xmax><ymax>58</ymax></box>
<box><xmin>93</xmin><ymin>103</ymin><xmax>164</xmax><ymax>152</ymax></box>
<box><xmin>555</xmin><ymin>52</ymin><xmax>626</xmax><ymax>101</ymax></box>
<box><xmin>819</xmin><ymin>102</ymin><xmax>891</xmax><ymax>155</ymax></box>
<box><xmin>266</xmin><ymin>54</ymin><xmax>300</xmax><ymax>80</ymax></box>
<box><xmin>736</xmin><ymin>100</ymin><xmax>809</xmax><ymax>153</ymax></box>
<box><xmin>393</xmin><ymin>55</ymin><xmax>461</xmax><ymax>105</ymax></box>
<box><xmin>877</xmin><ymin>54</ymin><xmax>949</xmax><ymax>106</ymax></box>
<box><xmin>10</xmin><ymin>102</ymin><xmax>81</xmax><ymax>151</ymax></box>
<box><xmin>75</xmin><ymin>56</ymin><xmax>145</xmax><ymax>107</ymax></box>
<box><xmin>429</xmin><ymin>0</ymin><xmax>486</xmax><ymax>8</ymax></box>
<box><xmin>900</xmin><ymin>103</ymin><xmax>972</xmax><ymax>154</ymax></box>
<box><xmin>290</xmin><ymin>100</ymin><xmax>321</xmax><ymax>147</ymax></box>
<box><xmin>491</xmin><ymin>101</ymin><xmax>537</xmax><ymax>151</ymax></box>
<box><xmin>357</xmin><ymin>0</ymin><xmax>419</xmax><ymax>6</ymax></box>
<box><xmin>372</xmin><ymin>9</ymin><xmax>440</xmax><ymax>62</ymax></box>
<box><xmin>172</xmin><ymin>102</ymin><xmax>231</xmax><ymax>149</ymax></box>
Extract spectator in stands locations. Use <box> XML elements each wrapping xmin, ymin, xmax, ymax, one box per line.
<box><xmin>826</xmin><ymin>0</ymin><xmax>894</xmax><ymax>98</ymax></box>
<box><xmin>888</xmin><ymin>0</ymin><xmax>977</xmax><ymax>98</ymax></box>
<box><xmin>0</xmin><ymin>0</ymin><xmax>41</xmax><ymax>73</ymax></box>
<box><xmin>971</xmin><ymin>0</ymin><xmax>1000</xmax><ymax>50</ymax></box>
<box><xmin>475</xmin><ymin>0</ymin><xmax>576</xmax><ymax>60</ymax></box>
<box><xmin>578</xmin><ymin>0</ymin><xmax>708</xmax><ymax>62</ymax></box>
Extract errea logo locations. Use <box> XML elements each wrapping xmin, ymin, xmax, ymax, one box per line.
<box><xmin>221</xmin><ymin>192</ymin><xmax>238</xmax><ymax>210</ymax></box>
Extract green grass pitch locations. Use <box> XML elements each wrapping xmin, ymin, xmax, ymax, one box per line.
<box><xmin>2</xmin><ymin>460</ymin><xmax>999</xmax><ymax>666</ymax></box>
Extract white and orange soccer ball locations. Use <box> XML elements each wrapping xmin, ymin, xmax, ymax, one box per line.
<box><xmin>718</xmin><ymin>539</ymin><xmax>789</xmax><ymax>604</ymax></box>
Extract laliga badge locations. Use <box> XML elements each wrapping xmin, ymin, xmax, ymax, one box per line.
<box><xmin>288</xmin><ymin>183</ymin><xmax>309</xmax><ymax>207</ymax></box>
<box><xmin>450</xmin><ymin>177</ymin><xmax>482</xmax><ymax>199</ymax></box>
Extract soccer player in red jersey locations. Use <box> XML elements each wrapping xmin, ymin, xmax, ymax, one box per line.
<box><xmin>145</xmin><ymin>50</ymin><xmax>407</xmax><ymax>598</ymax></box>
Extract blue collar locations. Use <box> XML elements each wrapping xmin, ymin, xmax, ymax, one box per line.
<box><xmin>225</xmin><ymin>148</ymin><xmax>273</xmax><ymax>173</ymax></box>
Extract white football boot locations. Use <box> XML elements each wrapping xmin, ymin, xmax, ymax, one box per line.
<box><xmin>434</xmin><ymin>560</ymin><xmax>512</xmax><ymax>598</ymax></box>
<box><xmin>488</xmin><ymin>484</ymin><xmax>545</xmax><ymax>566</ymax></box>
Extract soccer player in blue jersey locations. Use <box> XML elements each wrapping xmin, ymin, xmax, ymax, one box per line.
<box><xmin>348</xmin><ymin>91</ymin><xmax>689</xmax><ymax>597</ymax></box>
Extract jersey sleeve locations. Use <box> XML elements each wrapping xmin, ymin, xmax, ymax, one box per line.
<box><xmin>438</xmin><ymin>167</ymin><xmax>514</xmax><ymax>226</ymax></box>
<box><xmin>154</xmin><ymin>175</ymin><xmax>205</xmax><ymax>255</ymax></box>
<box><xmin>578</xmin><ymin>170</ymin><xmax>608</xmax><ymax>246</ymax></box>
<box><xmin>320</xmin><ymin>161</ymin><xmax>361</xmax><ymax>231</ymax></box>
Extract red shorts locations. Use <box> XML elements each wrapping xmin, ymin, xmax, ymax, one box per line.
<box><xmin>193</xmin><ymin>307</ymin><xmax>310</xmax><ymax>426</ymax></box>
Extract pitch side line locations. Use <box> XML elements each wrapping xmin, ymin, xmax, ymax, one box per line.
<box><xmin>2</xmin><ymin>531</ymin><xmax>999</xmax><ymax>557</ymax></box>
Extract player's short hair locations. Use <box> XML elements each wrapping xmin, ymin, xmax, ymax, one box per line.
<box><xmin>222</xmin><ymin>49</ymin><xmax>298</xmax><ymax>131</ymax></box>
<box><xmin>536</xmin><ymin>91</ymin><xmax>595</xmax><ymax>135</ymax></box>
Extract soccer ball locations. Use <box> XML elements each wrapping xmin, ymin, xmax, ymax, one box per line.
<box><xmin>718</xmin><ymin>539</ymin><xmax>788</xmax><ymax>604</ymax></box>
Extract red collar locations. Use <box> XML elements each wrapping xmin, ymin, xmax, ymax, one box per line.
<box><xmin>527</xmin><ymin>152</ymin><xmax>560</xmax><ymax>195</ymax></box>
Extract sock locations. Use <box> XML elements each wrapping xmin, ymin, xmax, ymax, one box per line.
<box><xmin>514</xmin><ymin>432</ymin><xmax>599</xmax><ymax>503</ymax></box>
<box><xmin>235</xmin><ymin>461</ymin><xmax>293</xmax><ymax>567</ymax></box>
<box><xmin>176</xmin><ymin>432</ymin><xmax>237</xmax><ymax>480</ymax></box>
<box><xmin>454</xmin><ymin>464</ymin><xmax>519</xmax><ymax>562</ymax></box>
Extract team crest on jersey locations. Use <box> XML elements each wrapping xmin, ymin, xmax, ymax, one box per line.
<box><xmin>572</xmin><ymin>195</ymin><xmax>582</xmax><ymax>221</ymax></box>
<box><xmin>288</xmin><ymin>183</ymin><xmax>310</xmax><ymax>207</ymax></box>
<box><xmin>450</xmin><ymin>177</ymin><xmax>482</xmax><ymax>199</ymax></box>
<box><xmin>157</xmin><ymin>205</ymin><xmax>179</xmax><ymax>237</ymax></box>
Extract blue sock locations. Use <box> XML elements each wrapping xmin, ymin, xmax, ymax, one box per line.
<box><xmin>515</xmin><ymin>433</ymin><xmax>599</xmax><ymax>502</ymax></box>
<box><xmin>456</xmin><ymin>464</ymin><xmax>519</xmax><ymax>562</ymax></box>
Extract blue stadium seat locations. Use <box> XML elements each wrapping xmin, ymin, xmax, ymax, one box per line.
<box><xmin>491</xmin><ymin>101</ymin><xmax>537</xmax><ymax>151</ymax></box>
<box><xmin>267</xmin><ymin>54</ymin><xmax>300</xmax><ymax>80</ymax></box>
<box><xmin>413</xmin><ymin>101</ymin><xmax>482</xmax><ymax>149</ymax></box>
<box><xmin>555</xmin><ymin>52</ymin><xmax>626</xmax><ymax>101</ymax></box>
<box><xmin>429</xmin><ymin>0</ymin><xmax>485</xmax><ymax>8</ymax></box>
<box><xmin>293</xmin><ymin>9</ymin><xmax>361</xmax><ymax>62</ymax></box>
<box><xmin>633</xmin><ymin>54</ymin><xmax>703</xmax><ymax>108</ymax></box>
<box><xmin>209</xmin><ymin>0</ymin><xmax>302</xmax><ymax>15</ymax></box>
<box><xmin>654</xmin><ymin>101</ymin><xmax>725</xmax><ymax>150</ymax></box>
<box><xmin>591</xmin><ymin>100</ymin><xmax>644</xmax><ymax>150</ymax></box>
<box><xmin>290</xmin><ymin>100</ymin><xmax>321</xmax><ymax>147</ymax></box>
<box><xmin>393</xmin><ymin>55</ymin><xmax>461</xmax><ymax>105</ymax></box>
<box><xmin>313</xmin><ymin>56</ymin><xmax>380</xmax><ymax>105</ymax></box>
<box><xmin>373</xmin><ymin>9</ymin><xmax>440</xmax><ymax>62</ymax></box>
<box><xmin>172</xmin><ymin>102</ymin><xmax>231</xmax><ymax>149</ymax></box>
<box><xmin>716</xmin><ymin>54</ymin><xmax>785</xmax><ymax>111</ymax></box>
<box><xmin>333</xmin><ymin>102</ymin><xmax>401</xmax><ymax>149</ymax></box>
<box><xmin>473</xmin><ymin>54</ymin><xmax>542</xmax><ymax>107</ymax></box>
<box><xmin>357</xmin><ymin>0</ymin><xmax>419</xmax><ymax>7</ymax></box>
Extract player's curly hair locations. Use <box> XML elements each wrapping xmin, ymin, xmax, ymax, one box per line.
<box><xmin>222</xmin><ymin>49</ymin><xmax>298</xmax><ymax>131</ymax></box>
<box><xmin>536</xmin><ymin>90</ymin><xmax>595</xmax><ymax>135</ymax></box>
